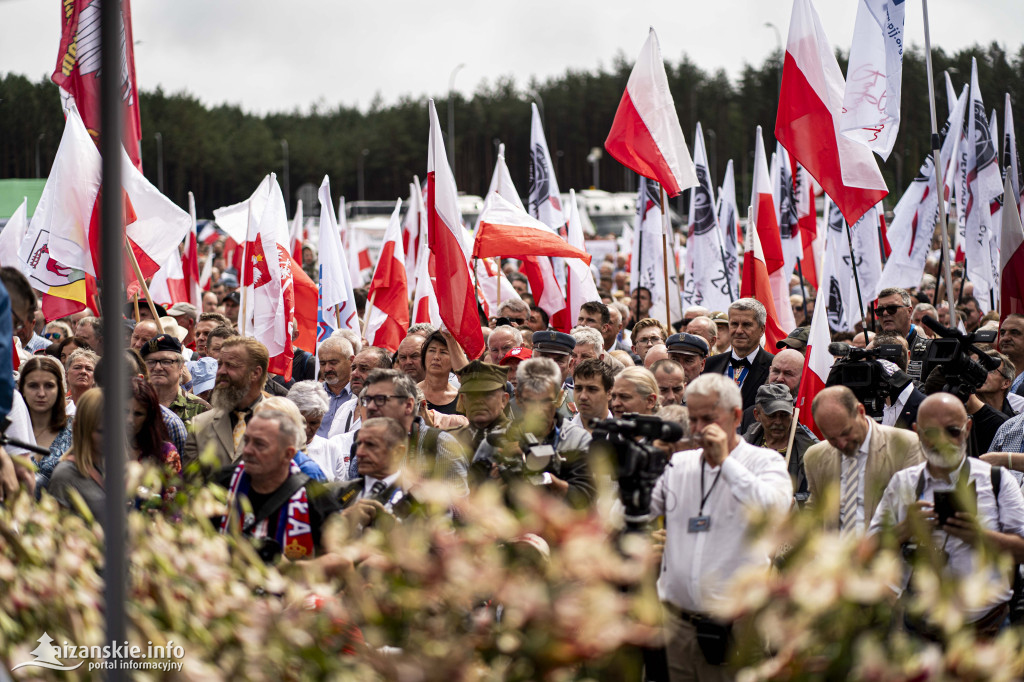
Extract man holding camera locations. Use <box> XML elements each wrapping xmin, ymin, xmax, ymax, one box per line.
<box><xmin>870</xmin><ymin>393</ymin><xmax>1024</xmax><ymax>638</ymax></box>
<box><xmin>471</xmin><ymin>358</ymin><xmax>596</xmax><ymax>508</ymax></box>
<box><xmin>449</xmin><ymin>361</ymin><xmax>511</xmax><ymax>457</ymax></box>
<box><xmin>651</xmin><ymin>374</ymin><xmax>793</xmax><ymax>680</ymax></box>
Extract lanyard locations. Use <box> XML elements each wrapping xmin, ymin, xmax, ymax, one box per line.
<box><xmin>698</xmin><ymin>459</ymin><xmax>723</xmax><ymax>516</ymax></box>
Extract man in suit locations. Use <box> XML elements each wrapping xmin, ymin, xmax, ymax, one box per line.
<box><xmin>334</xmin><ymin>417</ymin><xmax>414</xmax><ymax>531</ymax></box>
<box><xmin>183</xmin><ymin>336</ymin><xmax>268</xmax><ymax>474</ymax></box>
<box><xmin>803</xmin><ymin>386</ymin><xmax>923</xmax><ymax>534</ymax></box>
<box><xmin>701</xmin><ymin>298</ymin><xmax>775</xmax><ymax>411</ymax></box>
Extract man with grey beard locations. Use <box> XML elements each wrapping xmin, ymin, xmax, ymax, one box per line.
<box><xmin>183</xmin><ymin>337</ymin><xmax>270</xmax><ymax>473</ymax></box>
<box><xmin>870</xmin><ymin>393</ymin><xmax>1024</xmax><ymax>639</ymax></box>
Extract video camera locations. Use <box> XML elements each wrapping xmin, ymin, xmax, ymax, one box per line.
<box><xmin>589</xmin><ymin>414</ymin><xmax>684</xmax><ymax>529</ymax></box>
<box><xmin>825</xmin><ymin>342</ymin><xmax>911</xmax><ymax>419</ymax></box>
<box><xmin>485</xmin><ymin>426</ymin><xmax>563</xmax><ymax>484</ymax></box>
<box><xmin>917</xmin><ymin>315</ymin><xmax>1000</xmax><ymax>402</ymax></box>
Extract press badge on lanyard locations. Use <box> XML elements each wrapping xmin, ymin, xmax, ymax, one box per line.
<box><xmin>689</xmin><ymin>460</ymin><xmax>722</xmax><ymax>533</ymax></box>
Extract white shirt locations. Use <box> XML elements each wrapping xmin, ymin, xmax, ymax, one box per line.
<box><xmin>841</xmin><ymin>419</ymin><xmax>874</xmax><ymax>533</ymax></box>
<box><xmin>870</xmin><ymin>457</ymin><xmax>1024</xmax><ymax>621</ymax></box>
<box><xmin>882</xmin><ymin>384</ymin><xmax>915</xmax><ymax>427</ymax></box>
<box><xmin>569</xmin><ymin>410</ymin><xmax>612</xmax><ymax>430</ymax></box>
<box><xmin>6</xmin><ymin>392</ymin><xmax>36</xmax><ymax>456</ymax></box>
<box><xmin>361</xmin><ymin>471</ymin><xmax>401</xmax><ymax>500</ymax></box>
<box><xmin>327</xmin><ymin>431</ymin><xmax>356</xmax><ymax>481</ymax></box>
<box><xmin>305</xmin><ymin>434</ymin><xmax>350</xmax><ymax>482</ymax></box>
<box><xmin>326</xmin><ymin>396</ymin><xmax>360</xmax><ymax>439</ymax></box>
<box><xmin>651</xmin><ymin>439</ymin><xmax>793</xmax><ymax>613</ymax></box>
<box><xmin>1007</xmin><ymin>393</ymin><xmax>1024</xmax><ymax>415</ymax></box>
<box><xmin>730</xmin><ymin>347</ymin><xmax>760</xmax><ymax>365</ymax></box>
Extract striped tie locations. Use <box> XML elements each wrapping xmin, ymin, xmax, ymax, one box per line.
<box><xmin>232</xmin><ymin>411</ymin><xmax>248</xmax><ymax>452</ymax></box>
<box><xmin>840</xmin><ymin>455</ymin><xmax>860</xmax><ymax>535</ymax></box>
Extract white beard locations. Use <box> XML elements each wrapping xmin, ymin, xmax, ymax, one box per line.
<box><xmin>921</xmin><ymin>440</ymin><xmax>966</xmax><ymax>470</ymax></box>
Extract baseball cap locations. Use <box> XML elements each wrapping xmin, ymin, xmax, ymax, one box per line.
<box><xmin>776</xmin><ymin>326</ymin><xmax>810</xmax><ymax>351</ymax></box>
<box><xmin>499</xmin><ymin>347</ymin><xmax>532</xmax><ymax>366</ymax></box>
<box><xmin>166</xmin><ymin>302</ymin><xmax>198</xmax><ymax>318</ymax></box>
<box><xmin>755</xmin><ymin>383</ymin><xmax>795</xmax><ymax>415</ymax></box>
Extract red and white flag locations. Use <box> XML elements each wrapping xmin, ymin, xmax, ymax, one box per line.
<box><xmin>794</xmin><ymin>163</ymin><xmax>820</xmax><ymax>289</ymax></box>
<box><xmin>565</xmin><ymin>189</ymin><xmax>602</xmax><ymax>324</ymax></box>
<box><xmin>52</xmin><ymin>0</ymin><xmax>142</xmax><ymax>169</ymax></box>
<box><xmin>740</xmin><ymin>212</ymin><xmax>787</xmax><ymax>349</ymax></box>
<box><xmin>183</xmin><ymin>192</ymin><xmax>203</xmax><ymax>312</ymax></box>
<box><xmin>794</xmin><ymin>243</ymin><xmax>835</xmax><ymax>439</ymax></box>
<box><xmin>412</xmin><ymin>249</ymin><xmax>441</xmax><ymax>326</ymax></box>
<box><xmin>683</xmin><ymin>122</ymin><xmax>732</xmax><ymax>312</ymax></box>
<box><xmin>427</xmin><ymin>100</ymin><xmax>484</xmax><ymax>357</ymax></box>
<box><xmin>1001</xmin><ymin>173</ymin><xmax>1024</xmax><ymax>320</ymax></box>
<box><xmin>474</xmin><ymin>194</ymin><xmax>591</xmax><ymax>266</ymax></box>
<box><xmin>317</xmin><ymin>176</ymin><xmax>360</xmax><ymax>337</ymax></box>
<box><xmin>148</xmin><ymin>247</ymin><xmax>188</xmax><ymax>306</ymax></box>
<box><xmin>775</xmin><ymin>0</ymin><xmax>888</xmax><ymax>226</ymax></box>
<box><xmin>364</xmin><ymin>199</ymin><xmax>410</xmax><ymax>353</ymax></box>
<box><xmin>751</xmin><ymin>127</ymin><xmax>796</xmax><ymax>333</ymax></box>
<box><xmin>716</xmin><ymin>159</ymin><xmax>741</xmax><ymax>299</ymax></box>
<box><xmin>289</xmin><ymin>199</ymin><xmax>304</xmax><ymax>264</ymax></box>
<box><xmin>403</xmin><ymin>177</ymin><xmax>426</xmax><ymax>295</ymax></box>
<box><xmin>1005</xmin><ymin>94</ymin><xmax>1024</xmax><ymax>219</ymax></box>
<box><xmin>605</xmin><ymin>28</ymin><xmax>698</xmax><ymax>197</ymax></box>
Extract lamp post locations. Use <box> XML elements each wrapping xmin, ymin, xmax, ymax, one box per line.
<box><xmin>154</xmin><ymin>132</ymin><xmax>164</xmax><ymax>193</ymax></box>
<box><xmin>764</xmin><ymin>22</ymin><xmax>783</xmax><ymax>96</ymax></box>
<box><xmin>587</xmin><ymin>147</ymin><xmax>602</xmax><ymax>189</ymax></box>
<box><xmin>357</xmin><ymin>148</ymin><xmax>370</xmax><ymax>203</ymax></box>
<box><xmin>281</xmin><ymin>139</ymin><xmax>290</xmax><ymax>215</ymax></box>
<box><xmin>448</xmin><ymin>63</ymin><xmax>465</xmax><ymax>172</ymax></box>
<box><xmin>35</xmin><ymin>133</ymin><xmax>45</xmax><ymax>178</ymax></box>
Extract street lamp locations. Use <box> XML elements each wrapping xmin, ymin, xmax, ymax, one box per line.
<box><xmin>448</xmin><ymin>63</ymin><xmax>465</xmax><ymax>173</ymax></box>
<box><xmin>764</xmin><ymin>22</ymin><xmax>783</xmax><ymax>96</ymax></box>
<box><xmin>587</xmin><ymin>147</ymin><xmax>602</xmax><ymax>189</ymax></box>
<box><xmin>154</xmin><ymin>132</ymin><xmax>164</xmax><ymax>193</ymax></box>
<box><xmin>357</xmin><ymin>148</ymin><xmax>370</xmax><ymax>203</ymax></box>
<box><xmin>281</xmin><ymin>139</ymin><xmax>290</xmax><ymax>215</ymax></box>
<box><xmin>35</xmin><ymin>133</ymin><xmax>45</xmax><ymax>178</ymax></box>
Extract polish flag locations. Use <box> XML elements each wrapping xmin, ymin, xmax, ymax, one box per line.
<box><xmin>475</xmin><ymin>256</ymin><xmax>522</xmax><ymax>320</ymax></box>
<box><xmin>752</xmin><ymin>126</ymin><xmax>796</xmax><ymax>333</ymax></box>
<box><xmin>364</xmin><ymin>199</ymin><xmax>410</xmax><ymax>352</ymax></box>
<box><xmin>565</xmin><ymin>189</ymin><xmax>602</xmax><ymax>323</ymax></box>
<box><xmin>184</xmin><ymin>192</ymin><xmax>202</xmax><ymax>311</ymax></box>
<box><xmin>775</xmin><ymin>0</ymin><xmax>888</xmax><ymax>227</ymax></box>
<box><xmin>474</xmin><ymin>194</ymin><xmax>592</xmax><ymax>266</ymax></box>
<box><xmin>412</xmin><ymin>250</ymin><xmax>441</xmax><ymax>327</ymax></box>
<box><xmin>1001</xmin><ymin>173</ymin><xmax>1024</xmax><ymax>320</ymax></box>
<box><xmin>148</xmin><ymin>246</ymin><xmax>188</xmax><ymax>306</ymax></box>
<box><xmin>427</xmin><ymin>100</ymin><xmax>484</xmax><ymax>358</ymax></box>
<box><xmin>316</xmin><ymin>176</ymin><xmax>360</xmax><ymax>341</ymax></box>
<box><xmin>794</xmin><ymin>163</ymin><xmax>819</xmax><ymax>289</ymax></box>
<box><xmin>740</xmin><ymin>213</ymin><xmax>788</xmax><ymax>349</ymax></box>
<box><xmin>402</xmin><ymin>177</ymin><xmax>426</xmax><ymax>295</ymax></box>
<box><xmin>289</xmin><ymin>199</ymin><xmax>304</xmax><ymax>263</ymax></box>
<box><xmin>794</xmin><ymin>238</ymin><xmax>836</xmax><ymax>439</ymax></box>
<box><xmin>605</xmin><ymin>28</ymin><xmax>698</xmax><ymax>197</ymax></box>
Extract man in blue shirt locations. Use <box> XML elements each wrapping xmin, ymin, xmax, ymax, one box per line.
<box><xmin>316</xmin><ymin>336</ymin><xmax>354</xmax><ymax>437</ymax></box>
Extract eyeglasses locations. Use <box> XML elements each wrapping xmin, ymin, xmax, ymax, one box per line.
<box><xmin>943</xmin><ymin>421</ymin><xmax>969</xmax><ymax>439</ymax></box>
<box><xmin>873</xmin><ymin>304</ymin><xmax>906</xmax><ymax>316</ymax></box>
<box><xmin>145</xmin><ymin>357</ymin><xmax>180</xmax><ymax>368</ymax></box>
<box><xmin>44</xmin><ymin>332</ymin><xmax>63</xmax><ymax>340</ymax></box>
<box><xmin>360</xmin><ymin>394</ymin><xmax>405</xmax><ymax>407</ymax></box>
<box><xmin>635</xmin><ymin>337</ymin><xmax>663</xmax><ymax>347</ymax></box>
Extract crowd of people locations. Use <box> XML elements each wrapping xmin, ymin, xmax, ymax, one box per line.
<box><xmin>2</xmin><ymin>250</ymin><xmax>1024</xmax><ymax>682</ymax></box>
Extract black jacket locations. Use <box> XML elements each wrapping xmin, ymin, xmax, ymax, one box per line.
<box><xmin>742</xmin><ymin>421</ymin><xmax>816</xmax><ymax>494</ymax></box>
<box><xmin>702</xmin><ymin>347</ymin><xmax>775</xmax><ymax>410</ymax></box>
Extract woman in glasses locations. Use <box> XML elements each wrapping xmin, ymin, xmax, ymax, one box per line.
<box><xmin>65</xmin><ymin>348</ymin><xmax>100</xmax><ymax>414</ymax></box>
<box><xmin>43</xmin><ymin>321</ymin><xmax>73</xmax><ymax>345</ymax></box>
<box><xmin>17</xmin><ymin>356</ymin><xmax>73</xmax><ymax>490</ymax></box>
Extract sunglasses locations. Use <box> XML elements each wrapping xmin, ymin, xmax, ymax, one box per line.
<box><xmin>44</xmin><ymin>332</ymin><xmax>63</xmax><ymax>340</ymax></box>
<box><xmin>873</xmin><ymin>304</ymin><xmax>905</xmax><ymax>316</ymax></box>
<box><xmin>944</xmin><ymin>422</ymin><xmax>969</xmax><ymax>438</ymax></box>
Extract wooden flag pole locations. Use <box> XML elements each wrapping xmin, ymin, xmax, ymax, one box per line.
<box><xmin>125</xmin><ymin>237</ymin><xmax>164</xmax><ymax>333</ymax></box>
<box><xmin>784</xmin><ymin>407</ymin><xmax>800</xmax><ymax>470</ymax></box>
<box><xmin>132</xmin><ymin>292</ymin><xmax>140</xmax><ymax>323</ymax></box>
<box><xmin>362</xmin><ymin>291</ymin><xmax>377</xmax><ymax>340</ymax></box>
<box><xmin>658</xmin><ymin>184</ymin><xmax>672</xmax><ymax>327</ymax></box>
<box><xmin>240</xmin><ymin>203</ymin><xmax>252</xmax><ymax>336</ymax></box>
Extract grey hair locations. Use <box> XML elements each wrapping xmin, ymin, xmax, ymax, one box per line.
<box><xmin>364</xmin><ymin>368</ymin><xmax>418</xmax><ymax>401</ymax></box>
<box><xmin>287</xmin><ymin>380</ymin><xmax>330</xmax><ymax>419</ymax></box>
<box><xmin>332</xmin><ymin>329</ymin><xmax>362</xmax><ymax>355</ymax></box>
<box><xmin>497</xmin><ymin>299</ymin><xmax>530</xmax><ymax>317</ymax></box>
<box><xmin>319</xmin><ymin>334</ymin><xmax>354</xmax><ymax>358</ymax></box>
<box><xmin>684</xmin><ymin>374</ymin><xmax>741</xmax><ymax>413</ymax></box>
<box><xmin>878</xmin><ymin>287</ymin><xmax>912</xmax><ymax>307</ymax></box>
<box><xmin>912</xmin><ymin>302</ymin><xmax>937</xmax><ymax>318</ymax></box>
<box><xmin>358</xmin><ymin>345</ymin><xmax>394</xmax><ymax>370</ymax></box>
<box><xmin>67</xmin><ymin>348</ymin><xmax>101</xmax><ymax>370</ymax></box>
<box><xmin>687</xmin><ymin>316</ymin><xmax>718</xmax><ymax>341</ymax></box>
<box><xmin>610</xmin><ymin>301</ymin><xmax>630</xmax><ymax>324</ymax></box>
<box><xmin>407</xmin><ymin>323</ymin><xmax>437</xmax><ymax>337</ymax></box>
<box><xmin>516</xmin><ymin>357</ymin><xmax>562</xmax><ymax>397</ymax></box>
<box><xmin>491</xmin><ymin>324</ymin><xmax>524</xmax><ymax>346</ymax></box>
<box><xmin>570</xmin><ymin>326</ymin><xmax>604</xmax><ymax>355</ymax></box>
<box><xmin>729</xmin><ymin>298</ymin><xmax>767</xmax><ymax>328</ymax></box>
<box><xmin>251</xmin><ymin>403</ymin><xmax>305</xmax><ymax>450</ymax></box>
<box><xmin>361</xmin><ymin>417</ymin><xmax>408</xmax><ymax>452</ymax></box>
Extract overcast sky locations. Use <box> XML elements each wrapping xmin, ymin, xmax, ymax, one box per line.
<box><xmin>0</xmin><ymin>0</ymin><xmax>1021</xmax><ymax>114</ymax></box>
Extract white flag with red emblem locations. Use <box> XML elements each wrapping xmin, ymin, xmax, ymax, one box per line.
<box><xmin>364</xmin><ymin>199</ymin><xmax>410</xmax><ymax>353</ymax></box>
<box><xmin>605</xmin><ymin>28</ymin><xmax>698</xmax><ymax>197</ymax></box>
<box><xmin>427</xmin><ymin>100</ymin><xmax>484</xmax><ymax>357</ymax></box>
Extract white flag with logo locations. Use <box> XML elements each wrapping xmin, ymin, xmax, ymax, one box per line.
<box><xmin>683</xmin><ymin>123</ymin><xmax>732</xmax><ymax>312</ymax></box>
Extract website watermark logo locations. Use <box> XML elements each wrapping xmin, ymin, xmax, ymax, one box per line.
<box><xmin>12</xmin><ymin>632</ymin><xmax>184</xmax><ymax>673</ymax></box>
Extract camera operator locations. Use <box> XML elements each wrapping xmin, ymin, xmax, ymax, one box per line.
<box><xmin>651</xmin><ymin>374</ymin><xmax>792</xmax><ymax>679</ymax></box>
<box><xmin>471</xmin><ymin>358</ymin><xmax>596</xmax><ymax>508</ymax></box>
<box><xmin>922</xmin><ymin>358</ymin><xmax>1008</xmax><ymax>457</ymax></box>
<box><xmin>868</xmin><ymin>333</ymin><xmax>925</xmax><ymax>430</ymax></box>
<box><xmin>974</xmin><ymin>350</ymin><xmax>1022</xmax><ymax>417</ymax></box>
<box><xmin>875</xmin><ymin>287</ymin><xmax>931</xmax><ymax>383</ymax></box>
<box><xmin>869</xmin><ymin>393</ymin><xmax>1024</xmax><ymax>639</ymax></box>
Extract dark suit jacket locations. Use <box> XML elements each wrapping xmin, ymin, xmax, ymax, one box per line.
<box><xmin>702</xmin><ymin>347</ymin><xmax>775</xmax><ymax>410</ymax></box>
<box><xmin>895</xmin><ymin>387</ymin><xmax>926</xmax><ymax>430</ymax></box>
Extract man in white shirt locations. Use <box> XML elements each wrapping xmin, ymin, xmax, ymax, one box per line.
<box><xmin>652</xmin><ymin>374</ymin><xmax>792</xmax><ymax>680</ymax></box>
<box><xmin>870</xmin><ymin>393</ymin><xmax>1024</xmax><ymax>637</ymax></box>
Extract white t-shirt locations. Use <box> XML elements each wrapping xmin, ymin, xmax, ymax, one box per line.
<box><xmin>305</xmin><ymin>434</ymin><xmax>351</xmax><ymax>482</ymax></box>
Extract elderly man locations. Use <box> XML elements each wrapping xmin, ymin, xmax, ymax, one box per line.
<box><xmin>632</xmin><ymin>318</ymin><xmax>669</xmax><ymax>365</ymax></box>
<box><xmin>195</xmin><ymin>312</ymin><xmax>233</xmax><ymax>357</ymax></box>
<box><xmin>396</xmin><ymin>333</ymin><xmax>427</xmax><ymax>382</ymax></box>
<box><xmin>488</xmin><ymin>325</ymin><xmax>524</xmax><ymax>365</ymax></box>
<box><xmin>644</xmin><ymin>343</ymin><xmax>670</xmax><ymax>370</ymax></box>
<box><xmin>167</xmin><ymin>302</ymin><xmax>198</xmax><ymax>350</ymax></box>
<box><xmin>184</xmin><ymin>337</ymin><xmax>270</xmax><ymax>471</ymax></box>
<box><xmin>334</xmin><ymin>417</ymin><xmax>420</xmax><ymax>527</ymax></box>
<box><xmin>652</xmin><ymin>374</ymin><xmax>792</xmax><ymax>680</ymax></box>
<box><xmin>975</xmin><ymin>351</ymin><xmax>1021</xmax><ymax>417</ymax></box>
<box><xmin>215</xmin><ymin>408</ymin><xmax>343</xmax><ymax>566</ymax></box>
<box><xmin>606</xmin><ymin>303</ymin><xmax>632</xmax><ymax>353</ymax></box>
<box><xmin>495</xmin><ymin>299</ymin><xmax>531</xmax><ymax>327</ymax></box>
<box><xmin>288</xmin><ymin>381</ymin><xmax>350</xmax><ymax>481</ymax></box>
<box><xmin>570</xmin><ymin>326</ymin><xmax>605</xmax><ymax>374</ymax></box>
<box><xmin>570</xmin><ymin>358</ymin><xmax>615</xmax><ymax>432</ymax></box>
<box><xmin>315</xmin><ymin>336</ymin><xmax>355</xmax><ymax>438</ymax></box>
<box><xmin>702</xmin><ymin>298</ymin><xmax>775</xmax><ymax>410</ymax></box>
<box><xmin>531</xmin><ymin>331</ymin><xmax>577</xmax><ymax>413</ymax></box>
<box><xmin>870</xmin><ymin>393</ymin><xmax>1024</xmax><ymax>638</ymax></box>
<box><xmin>681</xmin><ymin>305</ymin><xmax>711</xmax><ymax>329</ymax></box>
<box><xmin>610</xmin><ymin>366</ymin><xmax>660</xmax><ymax>418</ymax></box>
<box><xmin>129</xmin><ymin>319</ymin><xmax>160</xmax><ymax>351</ymax></box>
<box><xmin>75</xmin><ymin>316</ymin><xmax>103</xmax><ymax>354</ymax></box>
<box><xmin>472</xmin><ymin>358</ymin><xmax>596</xmax><ymax>508</ymax></box>
<box><xmin>999</xmin><ymin>314</ymin><xmax>1024</xmax><ymax>397</ymax></box>
<box><xmin>912</xmin><ymin>303</ymin><xmax>939</xmax><ymax>339</ymax></box>
<box><xmin>803</xmin><ymin>386</ymin><xmax>923</xmax><ymax>534</ymax></box>
<box><xmin>742</xmin><ymin>383</ymin><xmax>815</xmax><ymax>495</ymax></box>
<box><xmin>686</xmin><ymin>316</ymin><xmax>718</xmax><ymax>354</ymax></box>
<box><xmin>666</xmin><ymin>333</ymin><xmax>709</xmax><ymax>385</ymax></box>
<box><xmin>651</xmin><ymin>359</ymin><xmax>686</xmax><ymax>408</ymax></box>
<box><xmin>448</xmin><ymin>361</ymin><xmax>511</xmax><ymax>457</ymax></box>
<box><xmin>140</xmin><ymin>334</ymin><xmax>210</xmax><ymax>424</ymax></box>
<box><xmin>739</xmin><ymin>347</ymin><xmax>808</xmax><ymax>433</ymax></box>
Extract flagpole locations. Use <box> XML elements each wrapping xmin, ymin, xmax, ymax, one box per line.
<box><xmin>133</xmin><ymin>292</ymin><xmax>140</xmax><ymax>323</ymax></box>
<box><xmin>125</xmin><ymin>239</ymin><xmax>164</xmax><ymax>333</ymax></box>
<box><xmin>635</xmin><ymin>191</ymin><xmax>645</xmax><ymax>323</ymax></box>
<box><xmin>785</xmin><ymin>407</ymin><xmax>800</xmax><ymax>469</ymax></box>
<box><xmin>362</xmin><ymin>291</ymin><xmax>376</xmax><ymax>340</ymax></box>
<box><xmin>240</xmin><ymin>203</ymin><xmax>252</xmax><ymax>336</ymax></box>
<box><xmin>922</xmin><ymin>0</ymin><xmax>959</xmax><ymax>329</ymax></box>
<box><xmin>659</xmin><ymin>184</ymin><xmax>672</xmax><ymax>327</ymax></box>
<box><xmin>795</xmin><ymin>257</ymin><xmax>809</xmax><ymax>323</ymax></box>
<box><xmin>844</xmin><ymin>223</ymin><xmax>870</xmax><ymax>346</ymax></box>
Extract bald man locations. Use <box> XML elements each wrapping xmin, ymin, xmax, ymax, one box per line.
<box><xmin>802</xmin><ymin>386</ymin><xmax>922</xmax><ymax>534</ymax></box>
<box><xmin>870</xmin><ymin>393</ymin><xmax>1024</xmax><ymax>636</ymax></box>
<box><xmin>643</xmin><ymin>343</ymin><xmax>669</xmax><ymax>370</ymax></box>
<box><xmin>739</xmin><ymin>349</ymin><xmax>805</xmax><ymax>433</ymax></box>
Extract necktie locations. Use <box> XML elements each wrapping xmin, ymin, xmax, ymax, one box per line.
<box><xmin>368</xmin><ymin>480</ymin><xmax>387</xmax><ymax>499</ymax></box>
<box><xmin>840</xmin><ymin>455</ymin><xmax>861</xmax><ymax>535</ymax></box>
<box><xmin>232</xmin><ymin>411</ymin><xmax>248</xmax><ymax>452</ymax></box>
